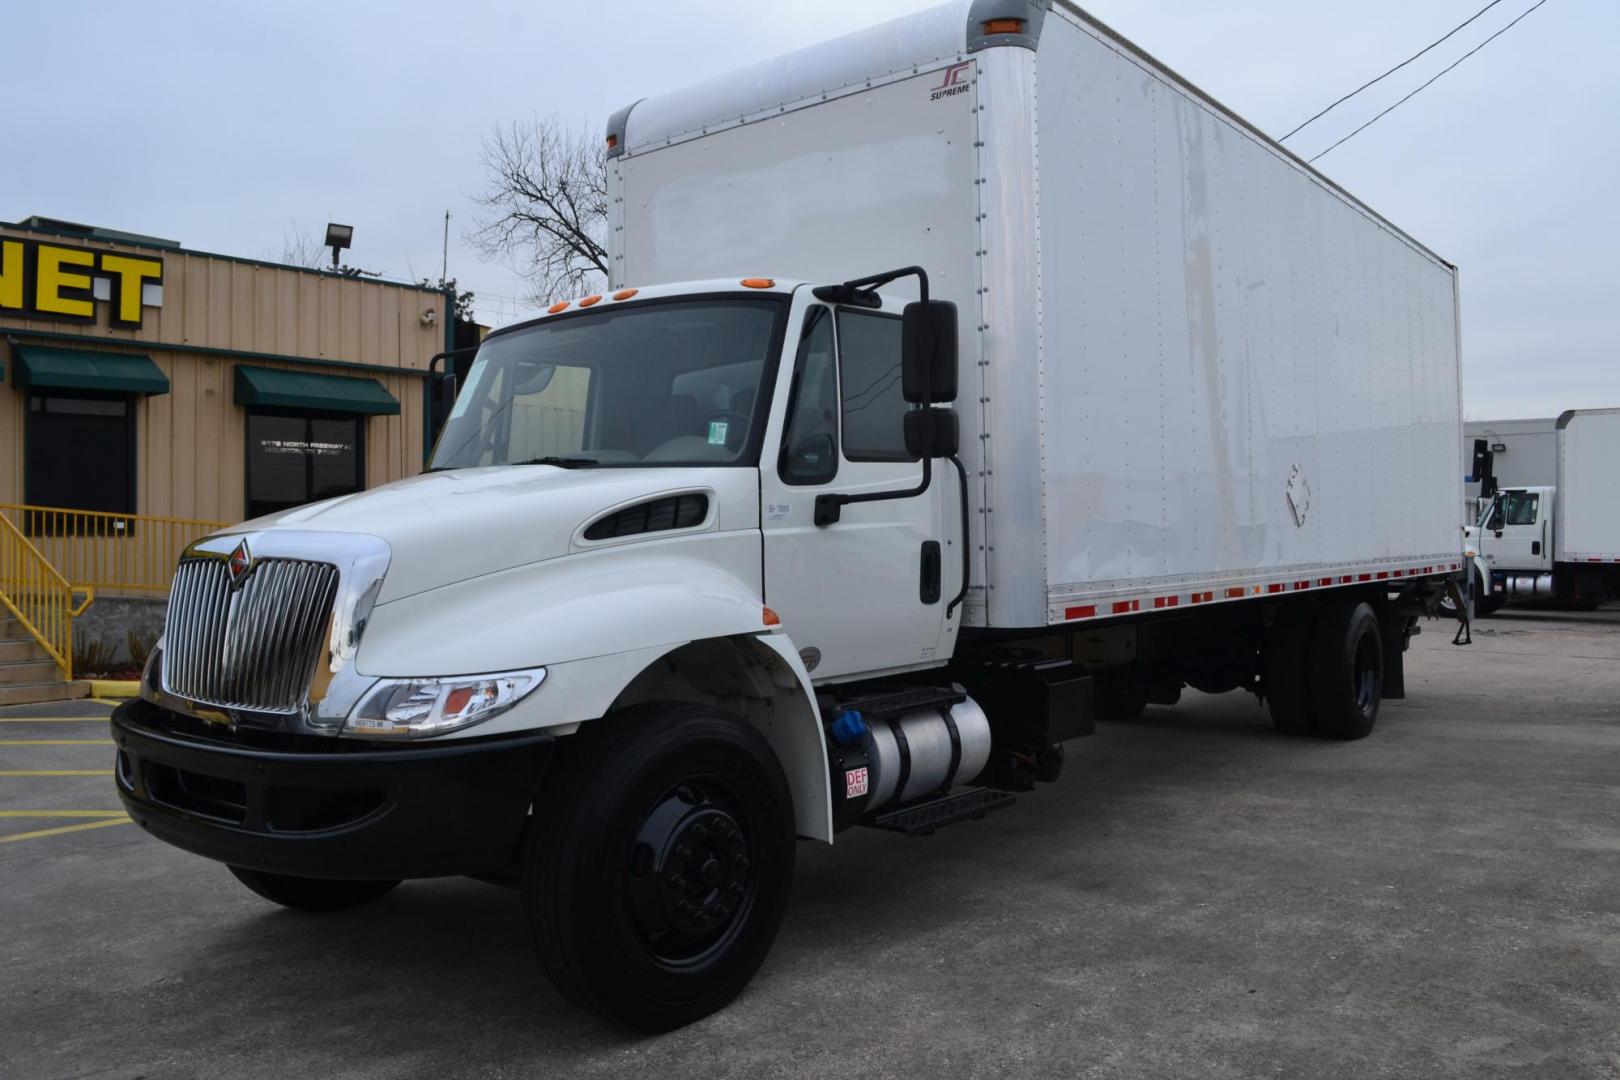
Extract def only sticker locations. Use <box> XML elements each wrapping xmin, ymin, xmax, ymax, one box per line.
<box><xmin>845</xmin><ymin>767</ymin><xmax>869</xmax><ymax>799</ymax></box>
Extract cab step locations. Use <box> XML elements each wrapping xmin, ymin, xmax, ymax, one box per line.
<box><xmin>865</xmin><ymin>786</ymin><xmax>1016</xmax><ymax>837</ymax></box>
<box><xmin>836</xmin><ymin>684</ymin><xmax>964</xmax><ymax>720</ymax></box>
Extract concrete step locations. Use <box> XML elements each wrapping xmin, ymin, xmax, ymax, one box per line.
<box><xmin>0</xmin><ymin>680</ymin><xmax>90</xmax><ymax>706</ymax></box>
<box><xmin>0</xmin><ymin>659</ymin><xmax>64</xmax><ymax>686</ymax></box>
<box><xmin>0</xmin><ymin>638</ymin><xmax>50</xmax><ymax>663</ymax></box>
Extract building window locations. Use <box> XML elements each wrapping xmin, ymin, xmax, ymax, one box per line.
<box><xmin>24</xmin><ymin>393</ymin><xmax>136</xmax><ymax>530</ymax></box>
<box><xmin>245</xmin><ymin>411</ymin><xmax>365</xmax><ymax>519</ymax></box>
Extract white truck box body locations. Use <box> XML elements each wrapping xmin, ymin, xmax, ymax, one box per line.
<box><xmin>610</xmin><ymin>0</ymin><xmax>1463</xmax><ymax>629</ymax></box>
<box><xmin>1556</xmin><ymin>409</ymin><xmax>1620</xmax><ymax>563</ymax></box>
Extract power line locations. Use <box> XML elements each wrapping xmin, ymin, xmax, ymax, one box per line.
<box><xmin>1280</xmin><ymin>0</ymin><xmax>1508</xmax><ymax>142</ymax></box>
<box><xmin>1308</xmin><ymin>0</ymin><xmax>1552</xmax><ymax>164</ymax></box>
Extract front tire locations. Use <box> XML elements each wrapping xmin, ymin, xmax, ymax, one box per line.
<box><xmin>1264</xmin><ymin>606</ymin><xmax>1315</xmax><ymax>735</ymax></box>
<box><xmin>524</xmin><ymin>702</ymin><xmax>796</xmax><ymax>1031</ymax></box>
<box><xmin>228</xmin><ymin>867</ymin><xmax>400</xmax><ymax>912</ymax></box>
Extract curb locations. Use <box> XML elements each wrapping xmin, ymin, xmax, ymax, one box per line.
<box><xmin>89</xmin><ymin>680</ymin><xmax>141</xmax><ymax>700</ymax></box>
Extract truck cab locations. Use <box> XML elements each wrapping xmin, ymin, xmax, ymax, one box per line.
<box><xmin>1473</xmin><ymin>486</ymin><xmax>1556</xmax><ymax>575</ymax></box>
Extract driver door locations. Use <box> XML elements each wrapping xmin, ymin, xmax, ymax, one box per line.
<box><xmin>1481</xmin><ymin>488</ymin><xmax>1552</xmax><ymax>572</ymax></box>
<box><xmin>758</xmin><ymin>293</ymin><xmax>956</xmax><ymax>681</ymax></box>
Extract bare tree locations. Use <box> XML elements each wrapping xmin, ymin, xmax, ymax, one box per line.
<box><xmin>279</xmin><ymin>221</ymin><xmax>326</xmax><ymax>269</ymax></box>
<box><xmin>471</xmin><ymin>116</ymin><xmax>609</xmax><ymax>302</ymax></box>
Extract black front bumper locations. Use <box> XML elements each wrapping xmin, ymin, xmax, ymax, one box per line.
<box><xmin>112</xmin><ymin>698</ymin><xmax>555</xmax><ymax>880</ymax></box>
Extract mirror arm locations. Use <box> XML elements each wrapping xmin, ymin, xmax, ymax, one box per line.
<box><xmin>815</xmin><ymin>456</ymin><xmax>931</xmax><ymax>527</ymax></box>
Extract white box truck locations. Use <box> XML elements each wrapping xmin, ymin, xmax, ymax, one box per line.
<box><xmin>113</xmin><ymin>0</ymin><xmax>1464</xmax><ymax>1029</ymax></box>
<box><xmin>1465</xmin><ymin>408</ymin><xmax>1620</xmax><ymax>609</ymax></box>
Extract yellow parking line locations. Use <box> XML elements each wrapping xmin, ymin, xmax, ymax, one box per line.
<box><xmin>0</xmin><ymin>810</ymin><xmax>127</xmax><ymax>818</ymax></box>
<box><xmin>0</xmin><ymin>717</ymin><xmax>111</xmax><ymax>723</ymax></box>
<box><xmin>88</xmin><ymin>698</ymin><xmax>129</xmax><ymax>706</ymax></box>
<box><xmin>0</xmin><ymin>739</ymin><xmax>114</xmax><ymax>746</ymax></box>
<box><xmin>0</xmin><ymin>770</ymin><xmax>114</xmax><ymax>777</ymax></box>
<box><xmin>0</xmin><ymin>817</ymin><xmax>131</xmax><ymax>843</ymax></box>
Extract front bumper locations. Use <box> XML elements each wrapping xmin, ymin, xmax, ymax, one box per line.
<box><xmin>112</xmin><ymin>698</ymin><xmax>554</xmax><ymax>880</ymax></box>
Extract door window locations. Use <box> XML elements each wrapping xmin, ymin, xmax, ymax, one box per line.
<box><xmin>246</xmin><ymin>411</ymin><xmax>364</xmax><ymax>518</ymax></box>
<box><xmin>778</xmin><ymin>307</ymin><xmax>839</xmax><ymax>485</ymax></box>
<box><xmin>836</xmin><ymin>310</ymin><xmax>914</xmax><ymax>462</ymax></box>
<box><xmin>1503</xmin><ymin>491</ymin><xmax>1539</xmax><ymax>526</ymax></box>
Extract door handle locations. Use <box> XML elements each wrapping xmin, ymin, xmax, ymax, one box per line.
<box><xmin>1531</xmin><ymin>540</ymin><xmax>1541</xmax><ymax>556</ymax></box>
<box><xmin>920</xmin><ymin>541</ymin><xmax>941</xmax><ymax>604</ymax></box>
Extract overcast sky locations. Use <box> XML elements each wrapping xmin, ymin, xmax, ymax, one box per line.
<box><xmin>10</xmin><ymin>1</ymin><xmax>1610</xmax><ymax>419</ymax></box>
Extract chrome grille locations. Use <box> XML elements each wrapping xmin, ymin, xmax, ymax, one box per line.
<box><xmin>163</xmin><ymin>556</ymin><xmax>340</xmax><ymax>713</ymax></box>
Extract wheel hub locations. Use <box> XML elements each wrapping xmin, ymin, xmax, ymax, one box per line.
<box><xmin>627</xmin><ymin>781</ymin><xmax>754</xmax><ymax>962</ymax></box>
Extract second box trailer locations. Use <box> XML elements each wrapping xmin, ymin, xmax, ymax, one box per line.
<box><xmin>113</xmin><ymin>0</ymin><xmax>1464</xmax><ymax>1030</ymax></box>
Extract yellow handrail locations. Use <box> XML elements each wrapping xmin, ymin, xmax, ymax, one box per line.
<box><xmin>0</xmin><ymin>512</ymin><xmax>81</xmax><ymax>681</ymax></box>
<box><xmin>0</xmin><ymin>504</ymin><xmax>229</xmax><ymax>598</ymax></box>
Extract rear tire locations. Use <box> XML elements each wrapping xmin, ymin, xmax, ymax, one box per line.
<box><xmin>1264</xmin><ymin>607</ymin><xmax>1315</xmax><ymax>735</ymax></box>
<box><xmin>1309</xmin><ymin>600</ymin><xmax>1384</xmax><ymax>740</ymax></box>
<box><xmin>524</xmin><ymin>702</ymin><xmax>796</xmax><ymax>1031</ymax></box>
<box><xmin>228</xmin><ymin>867</ymin><xmax>400</xmax><ymax>912</ymax></box>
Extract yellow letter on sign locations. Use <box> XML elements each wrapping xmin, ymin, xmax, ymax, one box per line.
<box><xmin>34</xmin><ymin>245</ymin><xmax>96</xmax><ymax>320</ymax></box>
<box><xmin>98</xmin><ymin>253</ymin><xmax>163</xmax><ymax>328</ymax></box>
<box><xmin>0</xmin><ymin>240</ymin><xmax>23</xmax><ymax>312</ymax></box>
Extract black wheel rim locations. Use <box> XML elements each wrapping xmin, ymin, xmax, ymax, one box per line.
<box><xmin>1353</xmin><ymin>630</ymin><xmax>1380</xmax><ymax>715</ymax></box>
<box><xmin>625</xmin><ymin>778</ymin><xmax>757</xmax><ymax>968</ymax></box>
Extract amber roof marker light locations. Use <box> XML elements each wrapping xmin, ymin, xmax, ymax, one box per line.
<box><xmin>579</xmin><ymin>295</ymin><xmax>603</xmax><ymax>307</ymax></box>
<box><xmin>983</xmin><ymin>18</ymin><xmax>1024</xmax><ymax>34</ymax></box>
<box><xmin>613</xmin><ymin>288</ymin><xmax>639</xmax><ymax>301</ymax></box>
<box><xmin>547</xmin><ymin>301</ymin><xmax>570</xmax><ymax>314</ymax></box>
<box><xmin>740</xmin><ymin>278</ymin><xmax>776</xmax><ymax>289</ymax></box>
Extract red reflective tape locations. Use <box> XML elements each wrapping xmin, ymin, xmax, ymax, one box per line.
<box><xmin>1165</xmin><ymin>595</ymin><xmax>1180</xmax><ymax>607</ymax></box>
<box><xmin>1393</xmin><ymin>569</ymin><xmax>1404</xmax><ymax>578</ymax></box>
<box><xmin>1191</xmin><ymin>591</ymin><xmax>1213</xmax><ymax>604</ymax></box>
<box><xmin>1294</xmin><ymin>581</ymin><xmax>1310</xmax><ymax>590</ymax></box>
<box><xmin>1318</xmin><ymin>577</ymin><xmax>1332</xmax><ymax>587</ymax></box>
<box><xmin>1267</xmin><ymin>583</ymin><xmax>1284</xmax><ymax>594</ymax></box>
<box><xmin>1357</xmin><ymin>574</ymin><xmax>1371</xmax><ymax>582</ymax></box>
<box><xmin>1152</xmin><ymin>596</ymin><xmax>1168</xmax><ymax>609</ymax></box>
<box><xmin>1111</xmin><ymin>600</ymin><xmax>1138</xmax><ymax>614</ymax></box>
<box><xmin>1225</xmin><ymin>587</ymin><xmax>1246</xmax><ymax>599</ymax></box>
<box><xmin>1065</xmin><ymin>605</ymin><xmax>1096</xmax><ymax>620</ymax></box>
<box><xmin>1376</xmin><ymin>572</ymin><xmax>1390</xmax><ymax>580</ymax></box>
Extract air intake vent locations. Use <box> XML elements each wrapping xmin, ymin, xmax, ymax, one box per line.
<box><xmin>584</xmin><ymin>494</ymin><xmax>709</xmax><ymax>541</ymax></box>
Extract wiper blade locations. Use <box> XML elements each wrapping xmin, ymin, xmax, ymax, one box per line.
<box><xmin>510</xmin><ymin>456</ymin><xmax>600</xmax><ymax>469</ymax></box>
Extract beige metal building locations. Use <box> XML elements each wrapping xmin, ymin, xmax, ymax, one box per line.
<box><xmin>0</xmin><ymin>217</ymin><xmax>451</xmax><ymax>700</ymax></box>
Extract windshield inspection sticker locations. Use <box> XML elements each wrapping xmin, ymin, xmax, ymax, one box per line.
<box><xmin>707</xmin><ymin>420</ymin><xmax>729</xmax><ymax>445</ymax></box>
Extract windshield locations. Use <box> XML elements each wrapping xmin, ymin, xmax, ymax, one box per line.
<box><xmin>430</xmin><ymin>297</ymin><xmax>785</xmax><ymax>470</ymax></box>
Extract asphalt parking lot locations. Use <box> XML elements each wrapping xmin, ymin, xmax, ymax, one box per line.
<box><xmin>3</xmin><ymin>606</ymin><xmax>1618</xmax><ymax>1079</ymax></box>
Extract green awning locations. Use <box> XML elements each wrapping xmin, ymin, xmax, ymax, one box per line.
<box><xmin>11</xmin><ymin>346</ymin><xmax>169</xmax><ymax>395</ymax></box>
<box><xmin>234</xmin><ymin>365</ymin><xmax>399</xmax><ymax>416</ymax></box>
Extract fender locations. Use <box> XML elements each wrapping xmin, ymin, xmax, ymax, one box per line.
<box><xmin>354</xmin><ymin>536</ymin><xmax>833</xmax><ymax>840</ymax></box>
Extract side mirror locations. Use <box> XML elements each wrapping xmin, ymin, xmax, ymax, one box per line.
<box><xmin>429</xmin><ymin>372</ymin><xmax>459</xmax><ymax>433</ymax></box>
<box><xmin>901</xmin><ymin>300</ymin><xmax>958</xmax><ymax>404</ymax></box>
<box><xmin>904</xmin><ymin>407</ymin><xmax>959</xmax><ymax>459</ymax></box>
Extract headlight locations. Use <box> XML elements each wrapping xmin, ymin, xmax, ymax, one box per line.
<box><xmin>343</xmin><ymin>668</ymin><xmax>546</xmax><ymax>738</ymax></box>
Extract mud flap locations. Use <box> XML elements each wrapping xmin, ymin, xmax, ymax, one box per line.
<box><xmin>1380</xmin><ymin>610</ymin><xmax>1408</xmax><ymax>700</ymax></box>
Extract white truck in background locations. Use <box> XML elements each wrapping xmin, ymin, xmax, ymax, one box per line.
<box><xmin>114</xmin><ymin>0</ymin><xmax>1464</xmax><ymax>1030</ymax></box>
<box><xmin>1466</xmin><ymin>408</ymin><xmax>1620</xmax><ymax>611</ymax></box>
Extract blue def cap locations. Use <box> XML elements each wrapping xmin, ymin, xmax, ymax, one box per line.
<box><xmin>831</xmin><ymin>710</ymin><xmax>868</xmax><ymax>746</ymax></box>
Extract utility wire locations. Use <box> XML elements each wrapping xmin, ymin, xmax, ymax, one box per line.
<box><xmin>1308</xmin><ymin>0</ymin><xmax>1551</xmax><ymax>164</ymax></box>
<box><xmin>1280</xmin><ymin>0</ymin><xmax>1507</xmax><ymax>142</ymax></box>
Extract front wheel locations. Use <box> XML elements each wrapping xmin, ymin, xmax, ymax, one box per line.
<box><xmin>228</xmin><ymin>867</ymin><xmax>400</xmax><ymax>912</ymax></box>
<box><xmin>524</xmin><ymin>703</ymin><xmax>796</xmax><ymax>1031</ymax></box>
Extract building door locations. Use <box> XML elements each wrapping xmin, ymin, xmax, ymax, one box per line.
<box><xmin>245</xmin><ymin>411</ymin><xmax>365</xmax><ymax>519</ymax></box>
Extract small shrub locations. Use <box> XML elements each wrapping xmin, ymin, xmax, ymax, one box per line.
<box><xmin>127</xmin><ymin>629</ymin><xmax>159</xmax><ymax>670</ymax></box>
<box><xmin>73</xmin><ymin>636</ymin><xmax>119</xmax><ymax>677</ymax></box>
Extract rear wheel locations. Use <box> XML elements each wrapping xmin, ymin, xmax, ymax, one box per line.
<box><xmin>524</xmin><ymin>703</ymin><xmax>796</xmax><ymax>1031</ymax></box>
<box><xmin>228</xmin><ymin>867</ymin><xmax>400</xmax><ymax>912</ymax></box>
<box><xmin>1309</xmin><ymin>600</ymin><xmax>1384</xmax><ymax>740</ymax></box>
